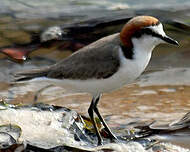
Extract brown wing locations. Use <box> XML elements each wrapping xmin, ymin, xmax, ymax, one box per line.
<box><xmin>14</xmin><ymin>33</ymin><xmax>121</xmax><ymax>81</ymax></box>
<box><xmin>47</xmin><ymin>34</ymin><xmax>121</xmax><ymax>80</ymax></box>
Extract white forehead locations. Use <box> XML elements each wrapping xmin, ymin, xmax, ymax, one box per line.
<box><xmin>148</xmin><ymin>23</ymin><xmax>166</xmax><ymax>36</ymax></box>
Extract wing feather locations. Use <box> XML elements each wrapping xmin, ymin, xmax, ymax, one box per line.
<box><xmin>14</xmin><ymin>33</ymin><xmax>121</xmax><ymax>81</ymax></box>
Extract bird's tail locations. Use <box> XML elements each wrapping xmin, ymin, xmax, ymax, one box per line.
<box><xmin>14</xmin><ymin>67</ymin><xmax>50</xmax><ymax>82</ymax></box>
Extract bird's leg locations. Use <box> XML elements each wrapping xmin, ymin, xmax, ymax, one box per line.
<box><xmin>33</xmin><ymin>84</ymin><xmax>54</xmax><ymax>103</ymax></box>
<box><xmin>88</xmin><ymin>95</ymin><xmax>103</xmax><ymax>145</ymax></box>
<box><xmin>93</xmin><ymin>94</ymin><xmax>118</xmax><ymax>142</ymax></box>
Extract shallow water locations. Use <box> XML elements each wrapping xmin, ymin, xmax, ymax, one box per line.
<box><xmin>0</xmin><ymin>0</ymin><xmax>190</xmax><ymax>150</ymax></box>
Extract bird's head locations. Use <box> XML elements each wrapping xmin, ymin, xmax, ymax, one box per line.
<box><xmin>120</xmin><ymin>16</ymin><xmax>179</xmax><ymax>52</ymax></box>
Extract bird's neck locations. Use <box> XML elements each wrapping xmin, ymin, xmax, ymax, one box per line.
<box><xmin>120</xmin><ymin>38</ymin><xmax>155</xmax><ymax>60</ymax></box>
<box><xmin>131</xmin><ymin>38</ymin><xmax>156</xmax><ymax>70</ymax></box>
<box><xmin>133</xmin><ymin>36</ymin><xmax>157</xmax><ymax>53</ymax></box>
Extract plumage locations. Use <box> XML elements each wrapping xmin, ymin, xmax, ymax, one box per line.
<box><xmin>120</xmin><ymin>16</ymin><xmax>159</xmax><ymax>48</ymax></box>
<box><xmin>15</xmin><ymin>34</ymin><xmax>121</xmax><ymax>81</ymax></box>
<box><xmin>47</xmin><ymin>34</ymin><xmax>121</xmax><ymax>80</ymax></box>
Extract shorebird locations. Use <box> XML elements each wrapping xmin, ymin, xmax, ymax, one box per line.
<box><xmin>14</xmin><ymin>16</ymin><xmax>179</xmax><ymax>145</ymax></box>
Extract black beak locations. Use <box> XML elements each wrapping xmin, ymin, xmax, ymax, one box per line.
<box><xmin>161</xmin><ymin>35</ymin><xmax>179</xmax><ymax>46</ymax></box>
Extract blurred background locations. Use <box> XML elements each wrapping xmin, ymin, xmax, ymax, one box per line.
<box><xmin>0</xmin><ymin>0</ymin><xmax>190</xmax><ymax>133</ymax></box>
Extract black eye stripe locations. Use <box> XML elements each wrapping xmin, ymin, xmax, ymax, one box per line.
<box><xmin>132</xmin><ymin>28</ymin><xmax>163</xmax><ymax>39</ymax></box>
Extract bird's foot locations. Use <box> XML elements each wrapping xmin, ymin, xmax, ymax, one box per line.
<box><xmin>97</xmin><ymin>138</ymin><xmax>103</xmax><ymax>146</ymax></box>
<box><xmin>110</xmin><ymin>135</ymin><xmax>119</xmax><ymax>143</ymax></box>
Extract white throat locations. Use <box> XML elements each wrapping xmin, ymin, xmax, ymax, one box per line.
<box><xmin>132</xmin><ymin>42</ymin><xmax>152</xmax><ymax>72</ymax></box>
<box><xmin>126</xmin><ymin>36</ymin><xmax>157</xmax><ymax>74</ymax></box>
<box><xmin>132</xmin><ymin>36</ymin><xmax>157</xmax><ymax>54</ymax></box>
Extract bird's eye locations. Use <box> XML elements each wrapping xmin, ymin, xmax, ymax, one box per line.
<box><xmin>133</xmin><ymin>28</ymin><xmax>162</xmax><ymax>39</ymax></box>
<box><xmin>133</xmin><ymin>28</ymin><xmax>152</xmax><ymax>38</ymax></box>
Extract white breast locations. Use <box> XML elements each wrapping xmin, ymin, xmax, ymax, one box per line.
<box><xmin>104</xmin><ymin>46</ymin><xmax>152</xmax><ymax>89</ymax></box>
<box><xmin>32</xmin><ymin>46</ymin><xmax>152</xmax><ymax>96</ymax></box>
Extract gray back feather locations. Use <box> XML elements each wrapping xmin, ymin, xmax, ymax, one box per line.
<box><xmin>14</xmin><ymin>33</ymin><xmax>121</xmax><ymax>81</ymax></box>
<box><xmin>47</xmin><ymin>33</ymin><xmax>121</xmax><ymax>80</ymax></box>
